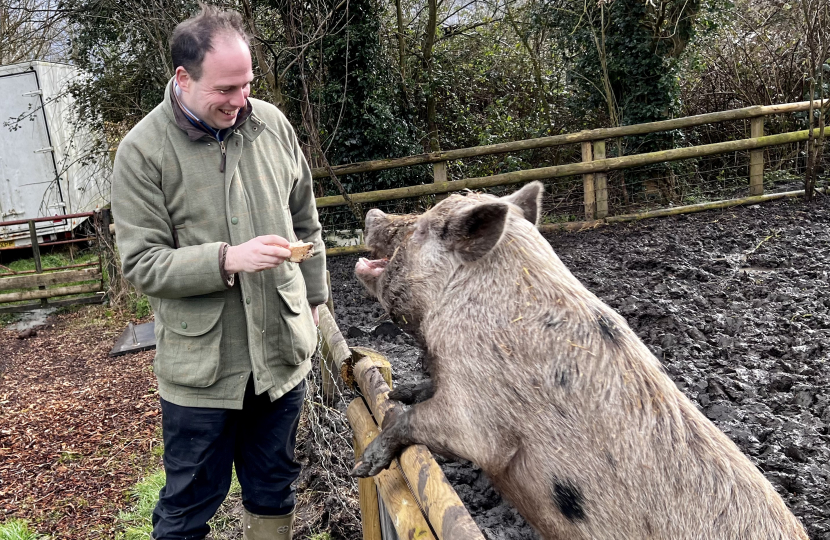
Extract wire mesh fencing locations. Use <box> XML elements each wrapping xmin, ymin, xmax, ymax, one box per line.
<box><xmin>295</xmin><ymin>332</ymin><xmax>362</xmax><ymax>538</ymax></box>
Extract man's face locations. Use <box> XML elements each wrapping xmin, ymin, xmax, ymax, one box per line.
<box><xmin>175</xmin><ymin>34</ymin><xmax>253</xmax><ymax>130</ymax></box>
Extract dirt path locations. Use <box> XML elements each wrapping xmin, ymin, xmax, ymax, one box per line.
<box><xmin>327</xmin><ymin>196</ymin><xmax>830</xmax><ymax>540</ymax></box>
<box><xmin>0</xmin><ymin>308</ymin><xmax>160</xmax><ymax>538</ymax></box>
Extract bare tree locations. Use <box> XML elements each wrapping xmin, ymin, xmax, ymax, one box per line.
<box><xmin>0</xmin><ymin>0</ymin><xmax>68</xmax><ymax>64</ymax></box>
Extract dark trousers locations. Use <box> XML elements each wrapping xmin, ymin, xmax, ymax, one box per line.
<box><xmin>151</xmin><ymin>376</ymin><xmax>306</xmax><ymax>540</ymax></box>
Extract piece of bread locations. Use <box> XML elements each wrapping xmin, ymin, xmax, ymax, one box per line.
<box><xmin>288</xmin><ymin>241</ymin><xmax>314</xmax><ymax>263</ymax></box>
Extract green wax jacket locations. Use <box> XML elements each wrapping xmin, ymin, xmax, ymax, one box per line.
<box><xmin>112</xmin><ymin>82</ymin><xmax>327</xmax><ymax>409</ymax></box>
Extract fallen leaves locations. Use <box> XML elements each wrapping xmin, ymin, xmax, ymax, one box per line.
<box><xmin>0</xmin><ymin>306</ymin><xmax>160</xmax><ymax>538</ymax></box>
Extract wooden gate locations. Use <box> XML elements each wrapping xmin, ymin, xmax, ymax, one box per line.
<box><xmin>0</xmin><ymin>210</ymin><xmax>115</xmax><ymax>313</ymax></box>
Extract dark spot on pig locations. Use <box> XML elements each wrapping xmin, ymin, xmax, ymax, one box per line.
<box><xmin>604</xmin><ymin>450</ymin><xmax>617</xmax><ymax>471</ymax></box>
<box><xmin>554</xmin><ymin>368</ymin><xmax>570</xmax><ymax>389</ymax></box>
<box><xmin>552</xmin><ymin>478</ymin><xmax>586</xmax><ymax>522</ymax></box>
<box><xmin>510</xmin><ymin>385</ymin><xmax>530</xmax><ymax>406</ymax></box>
<box><xmin>594</xmin><ymin>309</ymin><xmax>620</xmax><ymax>345</ymax></box>
<box><xmin>644</xmin><ymin>518</ymin><xmax>654</xmax><ymax>535</ymax></box>
<box><xmin>440</xmin><ymin>220</ymin><xmax>451</xmax><ymax>240</ymax></box>
<box><xmin>544</xmin><ymin>313</ymin><xmax>564</xmax><ymax>329</ymax></box>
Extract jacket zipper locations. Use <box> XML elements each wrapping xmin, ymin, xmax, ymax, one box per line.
<box><xmin>219</xmin><ymin>140</ymin><xmax>227</xmax><ymax>173</ymax></box>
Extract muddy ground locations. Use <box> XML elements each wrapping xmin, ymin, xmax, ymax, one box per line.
<box><xmin>327</xmin><ymin>195</ymin><xmax>830</xmax><ymax>540</ymax></box>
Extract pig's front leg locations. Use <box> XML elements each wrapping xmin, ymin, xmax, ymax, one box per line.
<box><xmin>351</xmin><ymin>396</ymin><xmax>475</xmax><ymax>477</ymax></box>
<box><xmin>387</xmin><ymin>379</ymin><xmax>435</xmax><ymax>405</ymax></box>
<box><xmin>351</xmin><ymin>402</ymin><xmax>414</xmax><ymax>477</ymax></box>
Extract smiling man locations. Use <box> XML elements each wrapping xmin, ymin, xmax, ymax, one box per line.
<box><xmin>111</xmin><ymin>5</ymin><xmax>327</xmax><ymax>540</ymax></box>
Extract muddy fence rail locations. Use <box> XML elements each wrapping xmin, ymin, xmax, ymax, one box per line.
<box><xmin>317</xmin><ymin>302</ymin><xmax>486</xmax><ymax>540</ymax></box>
<box><xmin>0</xmin><ymin>210</ymin><xmax>117</xmax><ymax>313</ymax></box>
<box><xmin>312</xmin><ymin>100</ymin><xmax>829</xmax><ymax>255</ymax></box>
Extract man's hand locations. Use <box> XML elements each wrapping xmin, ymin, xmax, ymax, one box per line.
<box><xmin>225</xmin><ymin>235</ymin><xmax>292</xmax><ymax>274</ymax></box>
<box><xmin>311</xmin><ymin>305</ymin><xmax>319</xmax><ymax>326</ymax></box>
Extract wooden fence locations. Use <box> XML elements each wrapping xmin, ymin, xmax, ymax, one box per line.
<box><xmin>0</xmin><ymin>210</ymin><xmax>116</xmax><ymax>313</ymax></box>
<box><xmin>311</xmin><ymin>100</ymin><xmax>828</xmax><ymax>256</ymax></box>
<box><xmin>318</xmin><ymin>303</ymin><xmax>486</xmax><ymax>540</ymax></box>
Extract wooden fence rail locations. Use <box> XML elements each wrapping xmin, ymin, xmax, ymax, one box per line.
<box><xmin>318</xmin><ymin>304</ymin><xmax>486</xmax><ymax>540</ymax></box>
<box><xmin>310</xmin><ymin>100</ymin><xmax>820</xmax><ymax>179</ymax></box>
<box><xmin>0</xmin><ymin>209</ymin><xmax>114</xmax><ymax>313</ymax></box>
<box><xmin>314</xmin><ymin>126</ymin><xmax>830</xmax><ymax>209</ymax></box>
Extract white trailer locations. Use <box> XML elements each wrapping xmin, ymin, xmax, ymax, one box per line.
<box><xmin>0</xmin><ymin>61</ymin><xmax>109</xmax><ymax>249</ymax></box>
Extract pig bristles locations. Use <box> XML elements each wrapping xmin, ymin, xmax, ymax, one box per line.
<box><xmin>567</xmin><ymin>340</ymin><xmax>596</xmax><ymax>356</ymax></box>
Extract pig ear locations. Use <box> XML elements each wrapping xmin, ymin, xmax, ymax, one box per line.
<box><xmin>502</xmin><ymin>181</ymin><xmax>543</xmax><ymax>226</ymax></box>
<box><xmin>446</xmin><ymin>202</ymin><xmax>509</xmax><ymax>263</ymax></box>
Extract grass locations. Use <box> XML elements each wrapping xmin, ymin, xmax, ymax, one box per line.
<box><xmin>0</xmin><ymin>519</ymin><xmax>47</xmax><ymax>540</ymax></box>
<box><xmin>116</xmin><ymin>470</ymin><xmax>166</xmax><ymax>540</ymax></box>
<box><xmin>115</xmin><ymin>467</ymin><xmax>242</xmax><ymax>540</ymax></box>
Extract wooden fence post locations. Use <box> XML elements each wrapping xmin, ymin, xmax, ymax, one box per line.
<box><xmin>433</xmin><ymin>161</ymin><xmax>448</xmax><ymax>202</ymax></box>
<box><xmin>750</xmin><ymin>117</ymin><xmax>765</xmax><ymax>196</ymax></box>
<box><xmin>593</xmin><ymin>140</ymin><xmax>608</xmax><ymax>219</ymax></box>
<box><xmin>100</xmin><ymin>210</ymin><xmax>118</xmax><ymax>287</ymax></box>
<box><xmin>581</xmin><ymin>141</ymin><xmax>596</xmax><ymax>220</ymax></box>
<box><xmin>348</xmin><ymin>400</ymin><xmax>385</xmax><ymax>540</ymax></box>
<box><xmin>28</xmin><ymin>220</ymin><xmax>48</xmax><ymax>308</ymax></box>
<box><xmin>319</xmin><ymin>304</ymin><xmax>348</xmax><ymax>404</ymax></box>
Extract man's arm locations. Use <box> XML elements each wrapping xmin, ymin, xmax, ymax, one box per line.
<box><xmin>112</xmin><ymin>140</ymin><xmax>232</xmax><ymax>299</ymax></box>
<box><xmin>288</xmin><ymin>129</ymin><xmax>328</xmax><ymax>308</ymax></box>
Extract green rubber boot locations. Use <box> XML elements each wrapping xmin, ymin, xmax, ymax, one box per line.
<box><xmin>242</xmin><ymin>509</ymin><xmax>294</xmax><ymax>540</ymax></box>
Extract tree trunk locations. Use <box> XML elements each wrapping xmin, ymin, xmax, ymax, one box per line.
<box><xmin>422</xmin><ymin>0</ymin><xmax>439</xmax><ymax>152</ymax></box>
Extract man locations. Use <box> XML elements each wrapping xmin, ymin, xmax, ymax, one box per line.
<box><xmin>111</xmin><ymin>6</ymin><xmax>326</xmax><ymax>540</ymax></box>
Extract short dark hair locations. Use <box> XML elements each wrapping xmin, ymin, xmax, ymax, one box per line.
<box><xmin>170</xmin><ymin>3</ymin><xmax>250</xmax><ymax>81</ymax></box>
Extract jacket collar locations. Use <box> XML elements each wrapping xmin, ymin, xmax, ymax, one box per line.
<box><xmin>166</xmin><ymin>78</ymin><xmax>253</xmax><ymax>142</ymax></box>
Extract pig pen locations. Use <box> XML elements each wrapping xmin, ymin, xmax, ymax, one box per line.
<box><xmin>326</xmin><ymin>195</ymin><xmax>830</xmax><ymax>540</ymax></box>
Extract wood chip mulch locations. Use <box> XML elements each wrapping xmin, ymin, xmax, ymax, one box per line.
<box><xmin>0</xmin><ymin>306</ymin><xmax>160</xmax><ymax>538</ymax></box>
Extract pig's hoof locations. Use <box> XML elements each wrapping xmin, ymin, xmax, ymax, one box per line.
<box><xmin>350</xmin><ymin>460</ymin><xmax>373</xmax><ymax>478</ymax></box>
<box><xmin>350</xmin><ymin>458</ymin><xmax>390</xmax><ymax>478</ymax></box>
<box><xmin>388</xmin><ymin>380</ymin><xmax>434</xmax><ymax>405</ymax></box>
<box><xmin>351</xmin><ymin>444</ymin><xmax>394</xmax><ymax>477</ymax></box>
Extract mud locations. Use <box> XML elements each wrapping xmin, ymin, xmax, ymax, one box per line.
<box><xmin>327</xmin><ymin>196</ymin><xmax>830</xmax><ymax>540</ymax></box>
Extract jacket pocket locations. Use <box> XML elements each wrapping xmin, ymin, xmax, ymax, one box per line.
<box><xmin>275</xmin><ymin>273</ymin><xmax>317</xmax><ymax>366</ymax></box>
<box><xmin>153</xmin><ymin>297</ymin><xmax>225</xmax><ymax>387</ymax></box>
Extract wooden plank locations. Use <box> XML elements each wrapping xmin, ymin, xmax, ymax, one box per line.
<box><xmin>0</xmin><ymin>261</ymin><xmax>99</xmax><ymax>277</ymax></box>
<box><xmin>310</xmin><ymin>101</ymin><xmax>821</xmax><ymax>179</ymax></box>
<box><xmin>593</xmin><ymin>140</ymin><xmax>608</xmax><ymax>219</ymax></box>
<box><xmin>750</xmin><ymin>117</ymin><xmax>765</xmax><ymax>196</ymax></box>
<box><xmin>581</xmin><ymin>141</ymin><xmax>595</xmax><ymax>220</ymax></box>
<box><xmin>0</xmin><ymin>268</ymin><xmax>102</xmax><ymax>291</ymax></box>
<box><xmin>398</xmin><ymin>446</ymin><xmax>486</xmax><ymax>540</ymax></box>
<box><xmin>348</xmin><ymin>398</ymin><xmax>384</xmax><ymax>540</ymax></box>
<box><xmin>318</xmin><ymin>304</ymin><xmax>353</xmax><ymax>397</ymax></box>
<box><xmin>314</xmin><ymin>126</ymin><xmax>830</xmax><ymax>208</ymax></box>
<box><xmin>347</xmin><ymin>398</ymin><xmax>435</xmax><ymax>540</ymax></box>
<box><xmin>325</xmin><ymin>245</ymin><xmax>371</xmax><ymax>257</ymax></box>
<box><xmin>0</xmin><ymin>282</ymin><xmax>102</xmax><ymax>304</ymax></box>
<box><xmin>0</xmin><ymin>292</ymin><xmax>105</xmax><ymax>314</ymax></box>
<box><xmin>352</xmin><ymin>355</ymin><xmax>484</xmax><ymax>540</ymax></box>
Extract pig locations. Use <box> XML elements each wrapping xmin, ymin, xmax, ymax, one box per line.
<box><xmin>352</xmin><ymin>182</ymin><xmax>807</xmax><ymax>540</ymax></box>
